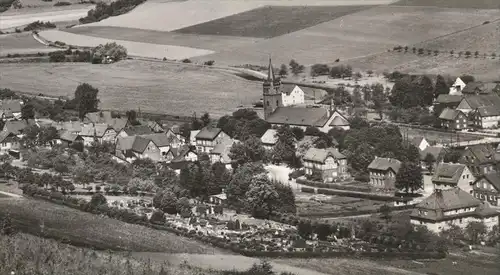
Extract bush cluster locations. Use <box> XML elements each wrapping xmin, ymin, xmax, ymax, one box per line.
<box><xmin>23</xmin><ymin>21</ymin><xmax>56</xmax><ymax>32</ymax></box>
<box><xmin>79</xmin><ymin>0</ymin><xmax>146</xmax><ymax>24</ymax></box>
<box><xmin>297</xmin><ymin>178</ymin><xmax>370</xmax><ymax>192</ymax></box>
<box><xmin>48</xmin><ymin>49</ymin><xmax>91</xmax><ymax>63</ymax></box>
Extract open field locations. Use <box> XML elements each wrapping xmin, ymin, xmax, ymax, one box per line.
<box><xmin>414</xmin><ymin>20</ymin><xmax>500</xmax><ymax>54</ymax></box>
<box><xmin>175</xmin><ymin>5</ymin><xmax>369</xmax><ymax>38</ymax></box>
<box><xmin>399</xmin><ymin>125</ymin><xmax>484</xmax><ymax>144</ymax></box>
<box><xmin>273</xmin><ymin>258</ymin><xmax>422</xmax><ymax>275</ymax></box>
<box><xmin>0</xmin><ymin>60</ymin><xmax>261</xmax><ymax>117</ymax></box>
<box><xmin>81</xmin><ymin>0</ymin><xmax>394</xmax><ymax>32</ymax></box>
<box><xmin>0</xmin><ymin>5</ymin><xmax>93</xmax><ymax>30</ymax></box>
<box><xmin>0</xmin><ymin>32</ymin><xmax>54</xmax><ymax>55</ymax></box>
<box><xmin>0</xmin><ymin>198</ymin><xmax>224</xmax><ymax>253</ymax></box>
<box><xmin>64</xmin><ymin>26</ymin><xmax>262</xmax><ymax>52</ymax></box>
<box><xmin>393</xmin><ymin>0</ymin><xmax>500</xmax><ymax>9</ymax></box>
<box><xmin>381</xmin><ymin>250</ymin><xmax>500</xmax><ymax>275</ymax></box>
<box><xmin>194</xmin><ymin>5</ymin><xmax>500</xmax><ymax>66</ymax></box>
<box><xmin>296</xmin><ymin>196</ymin><xmax>385</xmax><ymax>217</ymax></box>
<box><xmin>1</xmin><ymin>233</ymin><xmax>223</xmax><ymax>275</ymax></box>
<box><xmin>39</xmin><ymin>29</ymin><xmax>215</xmax><ymax>59</ymax></box>
<box><xmin>0</xmin><ymin>192</ymin><xmax>9</xmax><ymax>198</ymax></box>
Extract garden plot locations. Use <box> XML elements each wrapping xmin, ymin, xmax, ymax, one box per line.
<box><xmin>39</xmin><ymin>30</ymin><xmax>214</xmax><ymax>59</ymax></box>
<box><xmin>0</xmin><ymin>6</ymin><xmax>92</xmax><ymax>30</ymax></box>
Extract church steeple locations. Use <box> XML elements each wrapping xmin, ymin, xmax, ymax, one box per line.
<box><xmin>263</xmin><ymin>57</ymin><xmax>283</xmax><ymax>120</ymax></box>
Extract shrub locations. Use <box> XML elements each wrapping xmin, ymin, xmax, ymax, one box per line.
<box><xmin>150</xmin><ymin>210</ymin><xmax>166</xmax><ymax>224</ymax></box>
<box><xmin>182</xmin><ymin>58</ymin><xmax>192</xmax><ymax>63</ymax></box>
<box><xmin>48</xmin><ymin>51</ymin><xmax>66</xmax><ymax>62</ymax></box>
<box><xmin>301</xmin><ymin>187</ymin><xmax>314</xmax><ymax>193</ymax></box>
<box><xmin>23</xmin><ymin>21</ymin><xmax>56</xmax><ymax>32</ymax></box>
<box><xmin>54</xmin><ymin>1</ymin><xmax>71</xmax><ymax>6</ymax></box>
<box><xmin>204</xmin><ymin>60</ymin><xmax>215</xmax><ymax>66</ymax></box>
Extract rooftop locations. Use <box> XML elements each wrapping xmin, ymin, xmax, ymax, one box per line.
<box><xmin>260</xmin><ymin>128</ymin><xmax>278</xmax><ymax>145</ymax></box>
<box><xmin>123</xmin><ymin>125</ymin><xmax>153</xmax><ymax>136</ymax></box>
<box><xmin>462</xmin><ymin>94</ymin><xmax>500</xmax><ymax>109</ymax></box>
<box><xmin>431</xmin><ymin>163</ymin><xmax>466</xmax><ymax>185</ymax></box>
<box><xmin>439</xmin><ymin>108</ymin><xmax>462</xmax><ymax>120</ymax></box>
<box><xmin>0</xmin><ymin>100</ymin><xmax>22</xmax><ymax>113</ymax></box>
<box><xmin>367</xmin><ymin>157</ymin><xmax>401</xmax><ymax>173</ymax></box>
<box><xmin>116</xmin><ymin>136</ymin><xmax>152</xmax><ymax>153</ymax></box>
<box><xmin>196</xmin><ymin>127</ymin><xmax>223</xmax><ymax>140</ymax></box>
<box><xmin>435</xmin><ymin>94</ymin><xmax>463</xmax><ymax>104</ymax></box>
<box><xmin>303</xmin><ymin>147</ymin><xmax>345</xmax><ymax>163</ymax></box>
<box><xmin>266</xmin><ymin>106</ymin><xmax>329</xmax><ymax>127</ymax></box>
<box><xmin>79</xmin><ymin>123</ymin><xmax>110</xmax><ymax>137</ymax></box>
<box><xmin>466</xmin><ymin>144</ymin><xmax>496</xmax><ymax>164</ymax></box>
<box><xmin>141</xmin><ymin>133</ymin><xmax>176</xmax><ymax>147</ymax></box>
<box><xmin>476</xmin><ymin>173</ymin><xmax>500</xmax><ymax>192</ymax></box>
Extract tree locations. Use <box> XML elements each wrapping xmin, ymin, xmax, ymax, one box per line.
<box><xmin>176</xmin><ymin>197</ymin><xmax>192</xmax><ymax>218</ymax></box>
<box><xmin>399</xmin><ymin>143</ymin><xmax>420</xmax><ymax>163</ymax></box>
<box><xmin>89</xmin><ymin>193</ymin><xmax>107</xmax><ymax>209</ymax></box>
<box><xmin>229</xmin><ymin>135</ymin><xmax>267</xmax><ymax>167</ymax></box>
<box><xmin>367</xmin><ymin>70</ymin><xmax>374</xmax><ymax>77</ymax></box>
<box><xmin>74</xmin><ymin>165</ymin><xmax>93</xmax><ymax>187</ymax></box>
<box><xmin>443</xmin><ymin>149</ymin><xmax>462</xmax><ymax>163</ymax></box>
<box><xmin>21</xmin><ymin>102</ymin><xmax>35</xmax><ymax>119</ymax></box>
<box><xmin>460</xmin><ymin>74</ymin><xmax>475</xmax><ymax>84</ymax></box>
<box><xmin>279</xmin><ymin>64</ymin><xmax>288</xmax><ymax>77</ymax></box>
<box><xmin>352</xmin><ymin>87</ymin><xmax>364</xmax><ymax>107</ymax></box>
<box><xmin>74</xmin><ymin>83</ymin><xmax>99</xmax><ymax>119</ymax></box>
<box><xmin>379</xmin><ymin>204</ymin><xmax>392</xmax><ymax>223</ymax></box>
<box><xmin>272</xmin><ymin>125</ymin><xmax>297</xmax><ymax>166</ymax></box>
<box><xmin>291</xmin><ymin>127</ymin><xmax>305</xmax><ymax>141</ymax></box>
<box><xmin>153</xmin><ymin>190</ymin><xmax>178</xmax><ymax>214</ymax></box>
<box><xmin>354</xmin><ymin>72</ymin><xmax>362</xmax><ymax>82</ymax></box>
<box><xmin>371</xmin><ymin>83</ymin><xmax>386</xmax><ymax>119</ymax></box>
<box><xmin>201</xmin><ymin>112</ymin><xmax>211</xmax><ymax>128</ymax></box>
<box><xmin>289</xmin><ymin>59</ymin><xmax>305</xmax><ymax>76</ymax></box>
<box><xmin>474</xmin><ymin>51</ymin><xmax>479</xmax><ymax>58</ymax></box>
<box><xmin>226</xmin><ymin>162</ymin><xmax>265</xmax><ymax>209</ymax></box>
<box><xmin>434</xmin><ymin>74</ymin><xmax>449</xmax><ymax>98</ymax></box>
<box><xmin>466</xmin><ymin>221</ymin><xmax>487</xmax><ymax>244</ymax></box>
<box><xmin>310</xmin><ymin>64</ymin><xmax>330</xmax><ymax>77</ymax></box>
<box><xmin>92</xmin><ymin>42</ymin><xmax>127</xmax><ymax>63</ymax></box>
<box><xmin>395</xmin><ymin>162</ymin><xmax>422</xmax><ymax>193</ymax></box>
<box><xmin>126</xmin><ymin>110</ymin><xmax>137</xmax><ymax>124</ymax></box>
<box><xmin>245</xmin><ymin>174</ymin><xmax>279</xmax><ymax>219</ymax></box>
<box><xmin>424</xmin><ymin>153</ymin><xmax>436</xmax><ymax>172</ymax></box>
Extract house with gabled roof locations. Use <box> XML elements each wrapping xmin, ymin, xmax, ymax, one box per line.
<box><xmin>140</xmin><ymin>133</ymin><xmax>181</xmax><ymax>161</ymax></box>
<box><xmin>280</xmin><ymin>84</ymin><xmax>305</xmax><ymax>106</ymax></box>
<box><xmin>195</xmin><ymin>127</ymin><xmax>229</xmax><ymax>153</ymax></box>
<box><xmin>459</xmin><ymin>144</ymin><xmax>498</xmax><ymax>176</ymax></box>
<box><xmin>472</xmin><ymin>173</ymin><xmax>500</xmax><ymax>206</ymax></box>
<box><xmin>57</xmin><ymin>131</ymin><xmax>83</xmax><ymax>147</ymax></box>
<box><xmin>0</xmin><ymin>130</ymin><xmax>20</xmax><ymax>154</ymax></box>
<box><xmin>472</xmin><ymin>105</ymin><xmax>500</xmax><ymax>129</ymax></box>
<box><xmin>115</xmin><ymin>135</ymin><xmax>161</xmax><ymax>163</ymax></box>
<box><xmin>83</xmin><ymin>111</ymin><xmax>130</xmax><ymax>132</ymax></box>
<box><xmin>432</xmin><ymin>163</ymin><xmax>474</xmax><ymax>194</ymax></box>
<box><xmin>303</xmin><ymin>147</ymin><xmax>348</xmax><ymax>182</ymax></box>
<box><xmin>448</xmin><ymin>77</ymin><xmax>466</xmax><ymax>95</ymax></box>
<box><xmin>209</xmin><ymin>138</ymin><xmax>235</xmax><ymax>169</ymax></box>
<box><xmin>410</xmin><ymin>187</ymin><xmax>499</xmax><ymax>233</ymax></box>
<box><xmin>260</xmin><ymin>128</ymin><xmax>278</xmax><ymax>150</ymax></box>
<box><xmin>138</xmin><ymin>119</ymin><xmax>165</xmax><ymax>133</ymax></box>
<box><xmin>420</xmin><ymin>146</ymin><xmax>446</xmax><ymax>170</ymax></box>
<box><xmin>410</xmin><ymin>136</ymin><xmax>429</xmax><ymax>152</ymax></box>
<box><xmin>368</xmin><ymin>157</ymin><xmax>401</xmax><ymax>190</ymax></box>
<box><xmin>118</xmin><ymin>125</ymin><xmax>153</xmax><ymax>138</ymax></box>
<box><xmin>0</xmin><ymin>99</ymin><xmax>22</xmax><ymax>120</ymax></box>
<box><xmin>461</xmin><ymin>82</ymin><xmax>491</xmax><ymax>95</ymax></box>
<box><xmin>79</xmin><ymin>123</ymin><xmax>117</xmax><ymax>146</ymax></box>
<box><xmin>456</xmin><ymin>94</ymin><xmax>500</xmax><ymax>114</ymax></box>
<box><xmin>439</xmin><ymin>108</ymin><xmax>468</xmax><ymax>130</ymax></box>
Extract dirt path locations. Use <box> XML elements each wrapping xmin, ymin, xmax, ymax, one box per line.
<box><xmin>0</xmin><ymin>191</ymin><xmax>23</xmax><ymax>199</ymax></box>
<box><xmin>131</xmin><ymin>253</ymin><xmax>330</xmax><ymax>275</ymax></box>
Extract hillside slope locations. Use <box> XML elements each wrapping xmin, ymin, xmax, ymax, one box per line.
<box><xmin>393</xmin><ymin>0</ymin><xmax>500</xmax><ymax>9</ymax></box>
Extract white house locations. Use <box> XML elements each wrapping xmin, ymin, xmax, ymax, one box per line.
<box><xmin>0</xmin><ymin>131</ymin><xmax>20</xmax><ymax>154</ymax></box>
<box><xmin>281</xmin><ymin>84</ymin><xmax>305</xmax><ymax>106</ymax></box>
<box><xmin>303</xmin><ymin>147</ymin><xmax>349</xmax><ymax>182</ymax></box>
<box><xmin>410</xmin><ymin>188</ymin><xmax>499</xmax><ymax>233</ymax></box>
<box><xmin>449</xmin><ymin>77</ymin><xmax>466</xmax><ymax>95</ymax></box>
<box><xmin>140</xmin><ymin>133</ymin><xmax>181</xmax><ymax>161</ymax></box>
<box><xmin>431</xmin><ymin>163</ymin><xmax>475</xmax><ymax>194</ymax></box>
<box><xmin>260</xmin><ymin>129</ymin><xmax>278</xmax><ymax>150</ymax></box>
<box><xmin>195</xmin><ymin>127</ymin><xmax>229</xmax><ymax>153</ymax></box>
<box><xmin>410</xmin><ymin>137</ymin><xmax>429</xmax><ymax>152</ymax></box>
<box><xmin>209</xmin><ymin>138</ymin><xmax>235</xmax><ymax>169</ymax></box>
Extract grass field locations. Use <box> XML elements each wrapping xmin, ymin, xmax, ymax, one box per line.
<box><xmin>64</xmin><ymin>26</ymin><xmax>263</xmax><ymax>52</ymax></box>
<box><xmin>414</xmin><ymin>20</ymin><xmax>500</xmax><ymax>54</ymax></box>
<box><xmin>39</xmin><ymin>29</ymin><xmax>215</xmax><ymax>59</ymax></box>
<box><xmin>0</xmin><ymin>32</ymin><xmax>54</xmax><ymax>55</ymax></box>
<box><xmin>393</xmin><ymin>0</ymin><xmax>500</xmax><ymax>9</ymax></box>
<box><xmin>174</xmin><ymin>5</ymin><xmax>369</xmax><ymax>38</ymax></box>
<box><xmin>0</xmin><ymin>193</ymin><xmax>9</xmax><ymax>198</ymax></box>
<box><xmin>0</xmin><ymin>6</ymin><xmax>93</xmax><ymax>30</ymax></box>
<box><xmin>0</xmin><ymin>198</ymin><xmax>224</xmax><ymax>253</ymax></box>
<box><xmin>0</xmin><ymin>60</ymin><xmax>261</xmax><ymax>117</ymax></box>
<box><xmin>194</xmin><ymin>5</ymin><xmax>500</xmax><ymax>66</ymax></box>
<box><xmin>82</xmin><ymin>0</ymin><xmax>394</xmax><ymax>32</ymax></box>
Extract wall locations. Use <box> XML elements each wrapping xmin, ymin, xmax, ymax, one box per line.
<box><xmin>281</xmin><ymin>86</ymin><xmax>305</xmax><ymax>107</ymax></box>
<box><xmin>141</xmin><ymin>141</ymin><xmax>161</xmax><ymax>162</ymax></box>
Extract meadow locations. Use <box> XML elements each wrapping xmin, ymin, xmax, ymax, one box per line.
<box><xmin>39</xmin><ymin>29</ymin><xmax>215</xmax><ymax>59</ymax></box>
<box><xmin>393</xmin><ymin>0</ymin><xmax>500</xmax><ymax>9</ymax></box>
<box><xmin>194</xmin><ymin>5</ymin><xmax>500</xmax><ymax>66</ymax></box>
<box><xmin>0</xmin><ymin>198</ymin><xmax>224</xmax><ymax>253</ymax></box>
<box><xmin>81</xmin><ymin>0</ymin><xmax>394</xmax><ymax>32</ymax></box>
<box><xmin>64</xmin><ymin>26</ymin><xmax>263</xmax><ymax>52</ymax></box>
<box><xmin>0</xmin><ymin>32</ymin><xmax>54</xmax><ymax>55</ymax></box>
<box><xmin>174</xmin><ymin>5</ymin><xmax>369</xmax><ymax>38</ymax></box>
<box><xmin>0</xmin><ymin>233</ymin><xmax>215</xmax><ymax>275</ymax></box>
<box><xmin>0</xmin><ymin>60</ymin><xmax>262</xmax><ymax>117</ymax></box>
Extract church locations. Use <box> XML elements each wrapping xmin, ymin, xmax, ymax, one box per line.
<box><xmin>262</xmin><ymin>59</ymin><xmax>350</xmax><ymax>132</ymax></box>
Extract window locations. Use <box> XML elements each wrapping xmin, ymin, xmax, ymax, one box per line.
<box><xmin>267</xmin><ymin>101</ymin><xmax>270</xmax><ymax>106</ymax></box>
<box><xmin>276</xmin><ymin>100</ymin><xmax>279</xmax><ymax>106</ymax></box>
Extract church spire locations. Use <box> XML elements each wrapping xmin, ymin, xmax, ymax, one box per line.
<box><xmin>267</xmin><ymin>56</ymin><xmax>276</xmax><ymax>83</ymax></box>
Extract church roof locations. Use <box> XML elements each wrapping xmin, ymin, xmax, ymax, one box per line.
<box><xmin>266</xmin><ymin>107</ymin><xmax>329</xmax><ymax>127</ymax></box>
<box><xmin>264</xmin><ymin>58</ymin><xmax>280</xmax><ymax>86</ymax></box>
